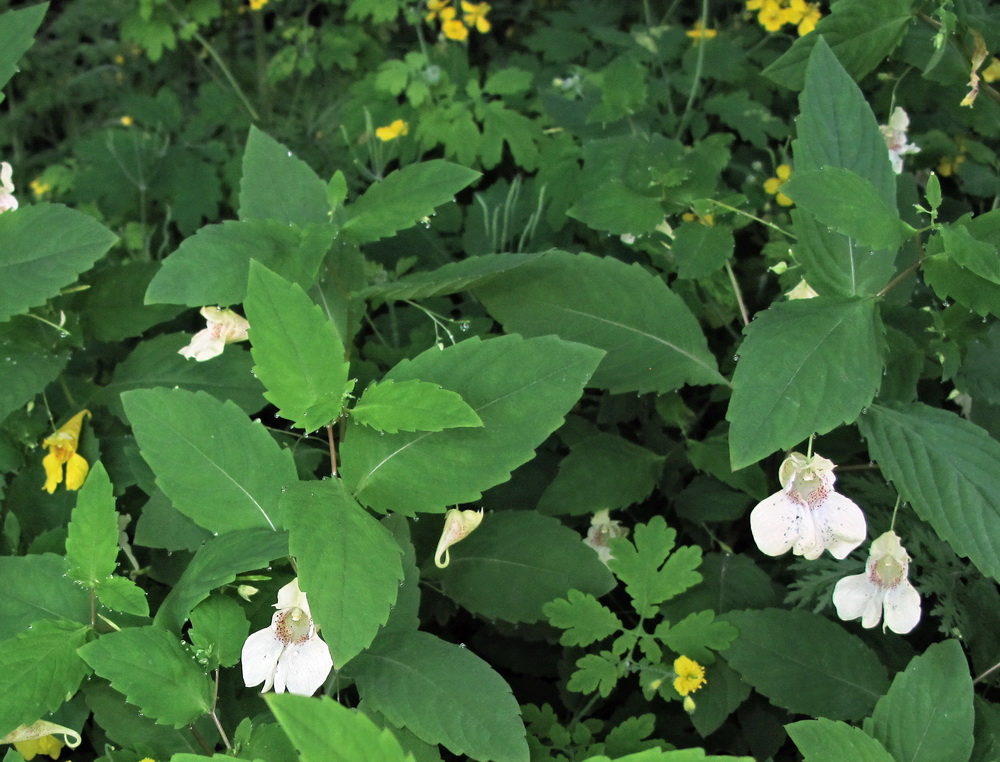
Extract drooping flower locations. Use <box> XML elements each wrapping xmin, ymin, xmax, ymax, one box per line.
<box><xmin>461</xmin><ymin>1</ymin><xmax>491</xmax><ymax>33</ymax></box>
<box><xmin>241</xmin><ymin>578</ymin><xmax>334</xmax><ymax>695</ymax></box>
<box><xmin>376</xmin><ymin>119</ymin><xmax>409</xmax><ymax>142</ymax></box>
<box><xmin>1</xmin><ymin>721</ymin><xmax>82</xmax><ymax>761</ymax></box>
<box><xmin>833</xmin><ymin>530</ymin><xmax>921</xmax><ymax>634</ymax></box>
<box><xmin>879</xmin><ymin>107</ymin><xmax>920</xmax><ymax>175</ymax></box>
<box><xmin>0</xmin><ymin>161</ymin><xmax>18</xmax><ymax>213</ymax></box>
<box><xmin>749</xmin><ymin>451</ymin><xmax>867</xmax><ymax>560</ymax></box>
<box><xmin>763</xmin><ymin>164</ymin><xmax>794</xmax><ymax>207</ymax></box>
<box><xmin>434</xmin><ymin>508</ymin><xmax>483</xmax><ymax>568</ymax></box>
<box><xmin>785</xmin><ymin>278</ymin><xmax>819</xmax><ymax>300</ymax></box>
<box><xmin>41</xmin><ymin>410</ymin><xmax>91</xmax><ymax>494</ymax></box>
<box><xmin>178</xmin><ymin>306</ymin><xmax>250</xmax><ymax>362</ymax></box>
<box><xmin>583</xmin><ymin>509</ymin><xmax>629</xmax><ymax>565</ymax></box>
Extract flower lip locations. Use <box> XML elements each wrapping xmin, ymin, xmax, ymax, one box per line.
<box><xmin>833</xmin><ymin>530</ymin><xmax>921</xmax><ymax>634</ymax></box>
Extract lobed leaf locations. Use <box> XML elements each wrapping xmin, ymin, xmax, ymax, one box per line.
<box><xmin>655</xmin><ymin>611</ymin><xmax>739</xmax><ymax>664</ymax></box>
<box><xmin>568</xmin><ymin>652</ymin><xmax>621</xmax><ymax>698</ymax></box>
<box><xmin>543</xmin><ymin>589</ymin><xmax>623</xmax><ymax>648</ymax></box>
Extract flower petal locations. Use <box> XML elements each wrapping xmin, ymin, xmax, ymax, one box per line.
<box><xmin>832</xmin><ymin>573</ymin><xmax>883</xmax><ymax>628</ymax></box>
<box><xmin>883</xmin><ymin>580</ymin><xmax>921</xmax><ymax>634</ymax></box>
<box><xmin>815</xmin><ymin>492</ymin><xmax>867</xmax><ymax>559</ymax></box>
<box><xmin>749</xmin><ymin>491</ymin><xmax>802</xmax><ymax>557</ymax></box>
<box><xmin>273</xmin><ymin>636</ymin><xmax>333</xmax><ymax>696</ymax></box>
<box><xmin>241</xmin><ymin>626</ymin><xmax>284</xmax><ymax>693</ymax></box>
<box><xmin>179</xmin><ymin>328</ymin><xmax>225</xmax><ymax>361</ymax></box>
<box><xmin>65</xmin><ymin>452</ymin><xmax>89</xmax><ymax>491</ymax></box>
<box><xmin>41</xmin><ymin>452</ymin><xmax>63</xmax><ymax>494</ymax></box>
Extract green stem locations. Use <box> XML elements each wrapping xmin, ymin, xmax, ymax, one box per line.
<box><xmin>674</xmin><ymin>0</ymin><xmax>711</xmax><ymax>140</ymax></box>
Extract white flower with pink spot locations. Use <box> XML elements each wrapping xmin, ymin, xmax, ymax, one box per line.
<box><xmin>0</xmin><ymin>162</ymin><xmax>18</xmax><ymax>213</ymax></box>
<box><xmin>178</xmin><ymin>306</ymin><xmax>250</xmax><ymax>362</ymax></box>
<box><xmin>833</xmin><ymin>530</ymin><xmax>921</xmax><ymax>634</ymax></box>
<box><xmin>241</xmin><ymin>578</ymin><xmax>333</xmax><ymax>695</ymax></box>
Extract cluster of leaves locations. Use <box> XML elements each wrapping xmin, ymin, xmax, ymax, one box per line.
<box><xmin>3</xmin><ymin>0</ymin><xmax>1000</xmax><ymax>760</ymax></box>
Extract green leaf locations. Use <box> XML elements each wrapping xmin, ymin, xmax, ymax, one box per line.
<box><xmin>0</xmin><ymin>619</ymin><xmax>91</xmax><ymax>738</ymax></box>
<box><xmin>655</xmin><ymin>611</ymin><xmax>739</xmax><ymax>664</ymax></box>
<box><xmin>484</xmin><ymin>67</ymin><xmax>533</xmax><ymax>95</ymax></box>
<box><xmin>350</xmin><ymin>379</ymin><xmax>482</xmax><ymax>434</ymax></box>
<box><xmin>787</xmin><ymin>719</ymin><xmax>895</xmax><ymax>762</ymax></box>
<box><xmin>133</xmin><ymin>489</ymin><xmax>213</xmax><ymax>552</ymax></box>
<box><xmin>722</xmin><ymin>608</ymin><xmax>889</xmax><ymax>721</ymax></box>
<box><xmin>65</xmin><ymin>462</ymin><xmax>118</xmax><ymax>586</ymax></box>
<box><xmin>923</xmin><ymin>251</ymin><xmax>1000</xmax><ymax>318</ymax></box>
<box><xmin>440</xmin><ymin>511</ymin><xmax>615</xmax><ymax>624</ymax></box>
<box><xmin>538</xmin><ymin>433</ymin><xmax>664</xmax><ymax>515</ymax></box>
<box><xmin>567</xmin><ymin>183</ymin><xmax>665</xmax><ymax>236</ymax></box>
<box><xmin>476</xmin><ymin>251</ymin><xmax>724</xmax><ymax>394</ymax></box>
<box><xmin>727</xmin><ymin>297</ymin><xmax>884</xmax><ymax>470</ymax></box>
<box><xmin>0</xmin><ymin>203</ymin><xmax>118</xmax><ymax>322</ymax></box>
<box><xmin>763</xmin><ymin>0</ymin><xmax>914</xmax><ymax>91</ymax></box>
<box><xmin>0</xmin><ymin>317</ymin><xmax>68</xmax><ymax>424</ymax></box>
<box><xmin>479</xmin><ymin>101</ymin><xmax>542</xmax><ymax>171</ymax></box>
<box><xmin>144</xmin><ymin>219</ymin><xmax>335</xmax><ymax>307</ymax></box>
<box><xmin>154</xmin><ymin>528</ymin><xmax>289</xmax><ymax>632</ymax></box>
<box><xmin>543</xmin><ymin>589</ymin><xmax>623</xmax><ymax>647</ymax></box>
<box><xmin>239</xmin><ymin>126</ymin><xmax>330</xmax><ymax>227</ymax></box>
<box><xmin>244</xmin><ymin>261</ymin><xmax>350</xmax><ymax>433</ymax></box>
<box><xmin>360</xmin><ymin>253</ymin><xmax>543</xmax><ymax>302</ymax></box>
<box><xmin>868</xmin><ymin>640</ymin><xmax>974</xmax><ymax>762</ymax></box>
<box><xmin>341</xmin><ymin>334</ymin><xmax>603</xmax><ymax>514</ymax></box>
<box><xmin>568</xmin><ymin>651</ymin><xmax>621</xmax><ymax>698</ymax></box>
<box><xmin>122</xmin><ymin>388</ymin><xmax>297</xmax><ymax>534</ymax></box>
<box><xmin>0</xmin><ymin>554</ymin><xmax>89</xmax><ymax>640</ymax></box>
<box><xmin>0</xmin><ymin>3</ymin><xmax>47</xmax><ymax>97</ymax></box>
<box><xmin>79</xmin><ymin>626</ymin><xmax>214</xmax><ymax>728</ymax></box>
<box><xmin>188</xmin><ymin>594</ymin><xmax>249</xmax><ymax>670</ymax></box>
<box><xmin>77</xmin><ymin>261</ymin><xmax>183</xmax><ymax>342</ymax></box>
<box><xmin>672</xmin><ymin>223</ymin><xmax>734</xmax><ymax>280</ymax></box>
<box><xmin>350</xmin><ymin>630</ymin><xmax>529</xmax><ymax>762</ymax></box>
<box><xmin>268</xmin><ymin>694</ymin><xmax>415</xmax><ymax>762</ymax></box>
<box><xmin>283</xmin><ymin>480</ymin><xmax>403</xmax><ymax>667</ymax></box>
<box><xmin>96</xmin><ymin>575</ymin><xmax>149</xmax><ymax>617</ymax></box>
<box><xmin>607</xmin><ymin>516</ymin><xmax>703</xmax><ymax>618</ymax></box>
<box><xmin>940</xmin><ymin>226</ymin><xmax>1000</xmax><ymax>285</ymax></box>
<box><xmin>858</xmin><ymin>402</ymin><xmax>1000</xmax><ymax>583</ymax></box>
<box><xmin>342</xmin><ymin>160</ymin><xmax>481</xmax><ymax>244</ymax></box>
<box><xmin>781</xmin><ymin>168</ymin><xmax>914</xmax><ymax>252</ymax></box>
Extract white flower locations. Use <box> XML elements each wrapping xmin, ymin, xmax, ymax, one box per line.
<box><xmin>434</xmin><ymin>508</ymin><xmax>483</xmax><ymax>568</ymax></box>
<box><xmin>879</xmin><ymin>107</ymin><xmax>920</xmax><ymax>175</ymax></box>
<box><xmin>583</xmin><ymin>509</ymin><xmax>629</xmax><ymax>565</ymax></box>
<box><xmin>833</xmin><ymin>530</ymin><xmax>921</xmax><ymax>634</ymax></box>
<box><xmin>750</xmin><ymin>451</ymin><xmax>866</xmax><ymax>560</ymax></box>
<box><xmin>178</xmin><ymin>306</ymin><xmax>250</xmax><ymax>361</ymax></box>
<box><xmin>241</xmin><ymin>578</ymin><xmax>333</xmax><ymax>695</ymax></box>
<box><xmin>0</xmin><ymin>162</ymin><xmax>18</xmax><ymax>213</ymax></box>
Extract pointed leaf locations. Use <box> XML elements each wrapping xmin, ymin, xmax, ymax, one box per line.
<box><xmin>859</xmin><ymin>402</ymin><xmax>1000</xmax><ymax>582</ymax></box>
<box><xmin>567</xmin><ymin>182</ymin><xmax>665</xmax><ymax>236</ymax></box>
<box><xmin>66</xmin><ymin>462</ymin><xmax>119</xmax><ymax>586</ymax></box>
<box><xmin>727</xmin><ymin>297</ymin><xmax>884</xmax><ymax>469</ymax></box>
<box><xmin>360</xmin><ymin>253</ymin><xmax>543</xmax><ymax>302</ymax></box>
<box><xmin>350</xmin><ymin>630</ymin><xmax>529</xmax><ymax>762</ymax></box>
<box><xmin>244</xmin><ymin>261</ymin><xmax>350</xmax><ymax>433</ymax></box>
<box><xmin>0</xmin><ymin>3</ymin><xmax>47</xmax><ymax>97</ymax></box>
<box><xmin>940</xmin><ymin>226</ymin><xmax>1000</xmax><ymax>285</ymax></box>
<box><xmin>96</xmin><ymin>576</ymin><xmax>149</xmax><ymax>617</ymax></box>
<box><xmin>787</xmin><ymin>719</ymin><xmax>895</xmax><ymax>762</ymax></box>
<box><xmin>476</xmin><ymin>251</ymin><xmax>724</xmax><ymax>394</ymax></box>
<box><xmin>239</xmin><ymin>126</ymin><xmax>330</xmax><ymax>227</ymax></box>
<box><xmin>188</xmin><ymin>594</ymin><xmax>249</xmax><ymax>670</ymax></box>
<box><xmin>0</xmin><ymin>554</ymin><xmax>89</xmax><ymax>640</ymax></box>
<box><xmin>0</xmin><ymin>318</ymin><xmax>68</xmax><ymax>423</ymax></box>
<box><xmin>341</xmin><ymin>334</ymin><xmax>603</xmax><ymax>514</ymax></box>
<box><xmin>350</xmin><ymin>379</ymin><xmax>482</xmax><ymax>434</ymax></box>
<box><xmin>122</xmin><ymin>388</ymin><xmax>297</xmax><ymax>534</ymax></box>
<box><xmin>283</xmin><ymin>480</ymin><xmax>403</xmax><ymax>667</ymax></box>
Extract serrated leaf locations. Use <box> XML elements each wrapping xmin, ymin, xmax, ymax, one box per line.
<box><xmin>144</xmin><ymin>219</ymin><xmax>334</xmax><ymax>307</ymax></box>
<box><xmin>538</xmin><ymin>433</ymin><xmax>664</xmax><ymax>515</ymax></box>
<box><xmin>283</xmin><ymin>480</ymin><xmax>402</xmax><ymax>667</ymax></box>
<box><xmin>0</xmin><ymin>318</ymin><xmax>68</xmax><ymax>423</ymax></box>
<box><xmin>763</xmin><ymin>0</ymin><xmax>913</xmax><ymax>91</ymax></box>
<box><xmin>0</xmin><ymin>203</ymin><xmax>117</xmax><ymax>322</ymax></box>
<box><xmin>607</xmin><ymin>516</ymin><xmax>702</xmax><ymax>618</ymax></box>
<box><xmin>441</xmin><ymin>511</ymin><xmax>615</xmax><ymax>624</ymax></box>
<box><xmin>781</xmin><ymin>168</ymin><xmax>914</xmax><ymax>251</ymax></box>
<box><xmin>154</xmin><ymin>528</ymin><xmax>289</xmax><ymax>632</ymax></box>
<box><xmin>342</xmin><ymin>160</ymin><xmax>481</xmax><ymax>244</ymax></box>
<box><xmin>673</xmin><ymin>223</ymin><xmax>734</xmax><ymax>280</ymax></box>
<box><xmin>868</xmin><ymin>640</ymin><xmax>974</xmax><ymax>762</ymax></box>
<box><xmin>65</xmin><ymin>462</ymin><xmax>118</xmax><ymax>586</ymax></box>
<box><xmin>543</xmin><ymin>589</ymin><xmax>622</xmax><ymax>647</ymax></box>
<box><xmin>567</xmin><ymin>182</ymin><xmax>665</xmax><ymax>236</ymax></box>
<box><xmin>940</xmin><ymin>226</ymin><xmax>1000</xmax><ymax>285</ymax></box>
<box><xmin>244</xmin><ymin>261</ymin><xmax>350</xmax><ymax>432</ymax></box>
<box><xmin>239</xmin><ymin>126</ymin><xmax>329</xmax><ymax>227</ymax></box>
<box><xmin>188</xmin><ymin>594</ymin><xmax>249</xmax><ymax>670</ymax></box>
<box><xmin>476</xmin><ymin>251</ymin><xmax>724</xmax><ymax>394</ymax></box>
<box><xmin>79</xmin><ymin>626</ymin><xmax>213</xmax><ymax>728</ymax></box>
<box><xmin>723</xmin><ymin>608</ymin><xmax>888</xmax><ymax>720</ymax></box>
<box><xmin>350</xmin><ymin>379</ymin><xmax>482</xmax><ymax>434</ymax></box>
<box><xmin>122</xmin><ymin>388</ymin><xmax>297</xmax><ymax>534</ymax></box>
<box><xmin>96</xmin><ymin>575</ymin><xmax>149</xmax><ymax>617</ymax></box>
<box><xmin>341</xmin><ymin>334</ymin><xmax>603</xmax><ymax>514</ymax></box>
<box><xmin>360</xmin><ymin>253</ymin><xmax>544</xmax><ymax>302</ymax></box>
<box><xmin>727</xmin><ymin>297</ymin><xmax>884</xmax><ymax>469</ymax></box>
<box><xmin>0</xmin><ymin>619</ymin><xmax>91</xmax><ymax>738</ymax></box>
<box><xmin>77</xmin><ymin>261</ymin><xmax>183</xmax><ymax>342</ymax></box>
<box><xmin>0</xmin><ymin>4</ymin><xmax>47</xmax><ymax>97</ymax></box>
<box><xmin>350</xmin><ymin>630</ymin><xmax>529</xmax><ymax>762</ymax></box>
<box><xmin>568</xmin><ymin>652</ymin><xmax>621</xmax><ymax>698</ymax></box>
<box><xmin>924</xmin><ymin>252</ymin><xmax>1000</xmax><ymax>318</ymax></box>
<box><xmin>655</xmin><ymin>611</ymin><xmax>738</xmax><ymax>663</ymax></box>
<box><xmin>858</xmin><ymin>402</ymin><xmax>1000</xmax><ymax>582</ymax></box>
<box><xmin>267</xmin><ymin>694</ymin><xmax>415</xmax><ymax>762</ymax></box>
<box><xmin>788</xmin><ymin>719</ymin><xmax>895</xmax><ymax>762</ymax></box>
<box><xmin>0</xmin><ymin>554</ymin><xmax>89</xmax><ymax>641</ymax></box>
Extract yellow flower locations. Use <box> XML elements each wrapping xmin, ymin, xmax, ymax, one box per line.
<box><xmin>140</xmin><ymin>758</ymin><xmax>156</xmax><ymax>762</ymax></box>
<box><xmin>13</xmin><ymin>735</ymin><xmax>63</xmax><ymax>761</ymax></box>
<box><xmin>1</xmin><ymin>722</ymin><xmax>82</xmax><ymax>760</ymax></box>
<box><xmin>673</xmin><ymin>655</ymin><xmax>707</xmax><ymax>697</ymax></box>
<box><xmin>745</xmin><ymin>0</ymin><xmax>764</xmax><ymax>9</ymax></box>
<box><xmin>782</xmin><ymin>0</ymin><xmax>807</xmax><ymax>24</ymax></box>
<box><xmin>798</xmin><ymin>2</ymin><xmax>821</xmax><ymax>35</ymax></box>
<box><xmin>249</xmin><ymin>0</ymin><xmax>269</xmax><ymax>10</ymax></box>
<box><xmin>375</xmin><ymin>119</ymin><xmax>409</xmax><ymax>142</ymax></box>
<box><xmin>113</xmin><ymin>54</ymin><xmax>125</xmax><ymax>65</ymax></box>
<box><xmin>681</xmin><ymin>212</ymin><xmax>715</xmax><ymax>226</ymax></box>
<box><xmin>757</xmin><ymin>0</ymin><xmax>786</xmax><ymax>32</ymax></box>
<box><xmin>686</xmin><ymin>20</ymin><xmax>717</xmax><ymax>41</ymax></box>
<box><xmin>984</xmin><ymin>57</ymin><xmax>1000</xmax><ymax>83</ymax></box>
<box><xmin>938</xmin><ymin>154</ymin><xmax>966</xmax><ymax>177</ymax></box>
<box><xmin>41</xmin><ymin>410</ymin><xmax>91</xmax><ymax>494</ymax></box>
<box><xmin>461</xmin><ymin>1</ymin><xmax>491</xmax><ymax>33</ymax></box>
<box><xmin>440</xmin><ymin>7</ymin><xmax>469</xmax><ymax>40</ymax></box>
<box><xmin>119</xmin><ymin>115</ymin><xmax>134</xmax><ymax>126</ymax></box>
<box><xmin>434</xmin><ymin>508</ymin><xmax>483</xmax><ymax>568</ymax></box>
<box><xmin>425</xmin><ymin>0</ymin><xmax>450</xmax><ymax>22</ymax></box>
<box><xmin>763</xmin><ymin>163</ymin><xmax>794</xmax><ymax>206</ymax></box>
<box><xmin>30</xmin><ymin>178</ymin><xmax>51</xmax><ymax>199</ymax></box>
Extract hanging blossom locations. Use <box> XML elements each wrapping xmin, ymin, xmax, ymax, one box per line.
<box><xmin>832</xmin><ymin>530</ymin><xmax>921</xmax><ymax>634</ymax></box>
<box><xmin>434</xmin><ymin>508</ymin><xmax>484</xmax><ymax>568</ymax></box>
<box><xmin>582</xmin><ymin>509</ymin><xmax>629</xmax><ymax>565</ymax></box>
<box><xmin>750</xmin><ymin>451</ymin><xmax>867</xmax><ymax>560</ymax></box>
<box><xmin>1</xmin><ymin>721</ymin><xmax>82</xmax><ymax>761</ymax></box>
<box><xmin>879</xmin><ymin>107</ymin><xmax>920</xmax><ymax>175</ymax></box>
<box><xmin>241</xmin><ymin>578</ymin><xmax>334</xmax><ymax>695</ymax></box>
<box><xmin>41</xmin><ymin>410</ymin><xmax>91</xmax><ymax>494</ymax></box>
<box><xmin>178</xmin><ymin>306</ymin><xmax>250</xmax><ymax>362</ymax></box>
<box><xmin>0</xmin><ymin>161</ymin><xmax>17</xmax><ymax>213</ymax></box>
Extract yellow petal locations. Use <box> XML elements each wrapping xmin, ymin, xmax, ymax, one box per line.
<box><xmin>41</xmin><ymin>451</ymin><xmax>63</xmax><ymax>494</ymax></box>
<box><xmin>65</xmin><ymin>452</ymin><xmax>90</xmax><ymax>491</ymax></box>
